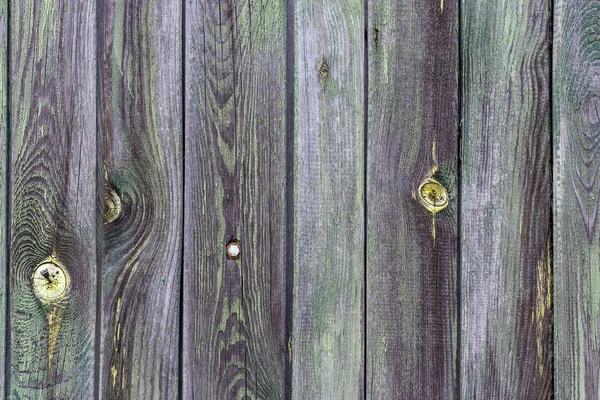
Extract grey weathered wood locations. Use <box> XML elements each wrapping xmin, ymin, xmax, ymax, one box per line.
<box><xmin>292</xmin><ymin>0</ymin><xmax>365</xmax><ymax>397</ymax></box>
<box><xmin>8</xmin><ymin>1</ymin><xmax>97</xmax><ymax>397</ymax></box>
<box><xmin>99</xmin><ymin>0</ymin><xmax>182</xmax><ymax>398</ymax></box>
<box><xmin>366</xmin><ymin>0</ymin><xmax>459</xmax><ymax>397</ymax></box>
<box><xmin>0</xmin><ymin>0</ymin><xmax>6</xmax><ymax>396</ymax></box>
<box><xmin>460</xmin><ymin>0</ymin><xmax>552</xmax><ymax>397</ymax></box>
<box><xmin>554</xmin><ymin>0</ymin><xmax>600</xmax><ymax>398</ymax></box>
<box><xmin>183</xmin><ymin>0</ymin><xmax>288</xmax><ymax>398</ymax></box>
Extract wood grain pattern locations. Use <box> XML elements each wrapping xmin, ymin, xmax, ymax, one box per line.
<box><xmin>366</xmin><ymin>0</ymin><xmax>459</xmax><ymax>397</ymax></box>
<box><xmin>0</xmin><ymin>0</ymin><xmax>6</xmax><ymax>396</ymax></box>
<box><xmin>183</xmin><ymin>0</ymin><xmax>288</xmax><ymax>398</ymax></box>
<box><xmin>99</xmin><ymin>0</ymin><xmax>182</xmax><ymax>398</ymax></box>
<box><xmin>292</xmin><ymin>0</ymin><xmax>364</xmax><ymax>397</ymax></box>
<box><xmin>554</xmin><ymin>0</ymin><xmax>600</xmax><ymax>398</ymax></box>
<box><xmin>8</xmin><ymin>0</ymin><xmax>97</xmax><ymax>397</ymax></box>
<box><xmin>460</xmin><ymin>0</ymin><xmax>552</xmax><ymax>397</ymax></box>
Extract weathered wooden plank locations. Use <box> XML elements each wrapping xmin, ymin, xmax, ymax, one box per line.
<box><xmin>292</xmin><ymin>0</ymin><xmax>364</xmax><ymax>397</ymax></box>
<box><xmin>183</xmin><ymin>0</ymin><xmax>288</xmax><ymax>398</ymax></box>
<box><xmin>460</xmin><ymin>0</ymin><xmax>552</xmax><ymax>397</ymax></box>
<box><xmin>8</xmin><ymin>1</ymin><xmax>97</xmax><ymax>397</ymax></box>
<box><xmin>554</xmin><ymin>1</ymin><xmax>600</xmax><ymax>398</ymax></box>
<box><xmin>366</xmin><ymin>0</ymin><xmax>459</xmax><ymax>397</ymax></box>
<box><xmin>99</xmin><ymin>0</ymin><xmax>182</xmax><ymax>398</ymax></box>
<box><xmin>0</xmin><ymin>0</ymin><xmax>6</xmax><ymax>396</ymax></box>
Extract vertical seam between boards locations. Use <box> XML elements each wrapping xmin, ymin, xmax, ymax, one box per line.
<box><xmin>94</xmin><ymin>0</ymin><xmax>102</xmax><ymax>398</ymax></box>
<box><xmin>548</xmin><ymin>0</ymin><xmax>554</xmax><ymax>394</ymax></box>
<box><xmin>363</xmin><ymin>0</ymin><xmax>369</xmax><ymax>397</ymax></box>
<box><xmin>284</xmin><ymin>0</ymin><xmax>295</xmax><ymax>395</ymax></box>
<box><xmin>456</xmin><ymin>0</ymin><xmax>463</xmax><ymax>396</ymax></box>
<box><xmin>4</xmin><ymin>0</ymin><xmax>10</xmax><ymax>397</ymax></box>
<box><xmin>179</xmin><ymin>0</ymin><xmax>186</xmax><ymax>397</ymax></box>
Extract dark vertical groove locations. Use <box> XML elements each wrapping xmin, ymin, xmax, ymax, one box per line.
<box><xmin>362</xmin><ymin>0</ymin><xmax>368</xmax><ymax>397</ymax></box>
<box><xmin>284</xmin><ymin>0</ymin><xmax>295</xmax><ymax>395</ymax></box>
<box><xmin>456</xmin><ymin>0</ymin><xmax>463</xmax><ymax>397</ymax></box>
<box><xmin>4</xmin><ymin>0</ymin><xmax>10</xmax><ymax>397</ymax></box>
<box><xmin>179</xmin><ymin>0</ymin><xmax>186</xmax><ymax>397</ymax></box>
<box><xmin>94</xmin><ymin>0</ymin><xmax>102</xmax><ymax>398</ymax></box>
<box><xmin>548</xmin><ymin>0</ymin><xmax>554</xmax><ymax>393</ymax></box>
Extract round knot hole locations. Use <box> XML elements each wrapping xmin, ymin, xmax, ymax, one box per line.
<box><xmin>418</xmin><ymin>178</ymin><xmax>448</xmax><ymax>213</ymax></box>
<box><xmin>32</xmin><ymin>260</ymin><xmax>70</xmax><ymax>303</ymax></box>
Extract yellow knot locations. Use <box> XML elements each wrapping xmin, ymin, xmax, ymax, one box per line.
<box><xmin>32</xmin><ymin>258</ymin><xmax>70</xmax><ymax>303</ymax></box>
<box><xmin>418</xmin><ymin>178</ymin><xmax>448</xmax><ymax>213</ymax></box>
<box><xmin>104</xmin><ymin>186</ymin><xmax>122</xmax><ymax>223</ymax></box>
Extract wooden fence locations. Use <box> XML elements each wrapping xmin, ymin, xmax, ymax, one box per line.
<box><xmin>0</xmin><ymin>0</ymin><xmax>592</xmax><ymax>398</ymax></box>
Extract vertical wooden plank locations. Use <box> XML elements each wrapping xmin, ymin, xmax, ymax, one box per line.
<box><xmin>183</xmin><ymin>0</ymin><xmax>288</xmax><ymax>398</ymax></box>
<box><xmin>460</xmin><ymin>0</ymin><xmax>552</xmax><ymax>397</ymax></box>
<box><xmin>0</xmin><ymin>0</ymin><xmax>6</xmax><ymax>396</ymax></box>
<box><xmin>366</xmin><ymin>0</ymin><xmax>459</xmax><ymax>397</ymax></box>
<box><xmin>99</xmin><ymin>0</ymin><xmax>182</xmax><ymax>398</ymax></box>
<box><xmin>292</xmin><ymin>0</ymin><xmax>364</xmax><ymax>397</ymax></box>
<box><xmin>9</xmin><ymin>0</ymin><xmax>96</xmax><ymax>397</ymax></box>
<box><xmin>554</xmin><ymin>1</ymin><xmax>600</xmax><ymax>398</ymax></box>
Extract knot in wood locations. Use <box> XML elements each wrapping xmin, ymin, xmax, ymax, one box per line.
<box><xmin>418</xmin><ymin>178</ymin><xmax>448</xmax><ymax>213</ymax></box>
<box><xmin>104</xmin><ymin>186</ymin><xmax>122</xmax><ymax>223</ymax></box>
<box><xmin>226</xmin><ymin>241</ymin><xmax>241</xmax><ymax>260</ymax></box>
<box><xmin>319</xmin><ymin>61</ymin><xmax>329</xmax><ymax>79</ymax></box>
<box><xmin>32</xmin><ymin>259</ymin><xmax>70</xmax><ymax>303</ymax></box>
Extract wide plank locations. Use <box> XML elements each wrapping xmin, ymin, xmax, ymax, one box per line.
<box><xmin>8</xmin><ymin>1</ymin><xmax>97</xmax><ymax>397</ymax></box>
<box><xmin>99</xmin><ymin>0</ymin><xmax>183</xmax><ymax>398</ymax></box>
<box><xmin>460</xmin><ymin>0</ymin><xmax>552</xmax><ymax>397</ymax></box>
<box><xmin>183</xmin><ymin>0</ymin><xmax>288</xmax><ymax>397</ymax></box>
<box><xmin>292</xmin><ymin>0</ymin><xmax>365</xmax><ymax>397</ymax></box>
<box><xmin>553</xmin><ymin>0</ymin><xmax>600</xmax><ymax>397</ymax></box>
<box><xmin>366</xmin><ymin>0</ymin><xmax>459</xmax><ymax>397</ymax></box>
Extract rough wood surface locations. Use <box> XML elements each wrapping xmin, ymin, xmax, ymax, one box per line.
<box><xmin>0</xmin><ymin>0</ymin><xmax>6</xmax><ymax>397</ymax></box>
<box><xmin>99</xmin><ymin>0</ymin><xmax>182</xmax><ymax>398</ymax></box>
<box><xmin>366</xmin><ymin>0</ymin><xmax>459</xmax><ymax>397</ymax></box>
<box><xmin>292</xmin><ymin>0</ymin><xmax>364</xmax><ymax>397</ymax></box>
<box><xmin>8</xmin><ymin>1</ymin><xmax>97</xmax><ymax>397</ymax></box>
<box><xmin>460</xmin><ymin>0</ymin><xmax>552</xmax><ymax>397</ymax></box>
<box><xmin>554</xmin><ymin>0</ymin><xmax>600</xmax><ymax>398</ymax></box>
<box><xmin>182</xmin><ymin>0</ymin><xmax>288</xmax><ymax>398</ymax></box>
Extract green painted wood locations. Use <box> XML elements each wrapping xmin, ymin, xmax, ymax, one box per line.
<box><xmin>8</xmin><ymin>0</ymin><xmax>97</xmax><ymax>397</ymax></box>
<box><xmin>366</xmin><ymin>0</ymin><xmax>459</xmax><ymax>397</ymax></box>
<box><xmin>460</xmin><ymin>0</ymin><xmax>552</xmax><ymax>397</ymax></box>
<box><xmin>0</xmin><ymin>0</ymin><xmax>6</xmax><ymax>396</ymax></box>
<box><xmin>99</xmin><ymin>0</ymin><xmax>182</xmax><ymax>398</ymax></box>
<box><xmin>183</xmin><ymin>0</ymin><xmax>288</xmax><ymax>398</ymax></box>
<box><xmin>292</xmin><ymin>0</ymin><xmax>364</xmax><ymax>397</ymax></box>
<box><xmin>553</xmin><ymin>0</ymin><xmax>600</xmax><ymax>397</ymax></box>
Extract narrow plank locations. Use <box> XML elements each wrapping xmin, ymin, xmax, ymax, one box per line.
<box><xmin>0</xmin><ymin>0</ymin><xmax>6</xmax><ymax>396</ymax></box>
<box><xmin>99</xmin><ymin>0</ymin><xmax>182</xmax><ymax>398</ymax></box>
<box><xmin>460</xmin><ymin>0</ymin><xmax>552</xmax><ymax>397</ymax></box>
<box><xmin>9</xmin><ymin>1</ymin><xmax>97</xmax><ymax>397</ymax></box>
<box><xmin>292</xmin><ymin>0</ymin><xmax>364</xmax><ymax>397</ymax></box>
<box><xmin>183</xmin><ymin>0</ymin><xmax>288</xmax><ymax>398</ymax></box>
<box><xmin>554</xmin><ymin>1</ymin><xmax>600</xmax><ymax>398</ymax></box>
<box><xmin>366</xmin><ymin>0</ymin><xmax>459</xmax><ymax>397</ymax></box>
